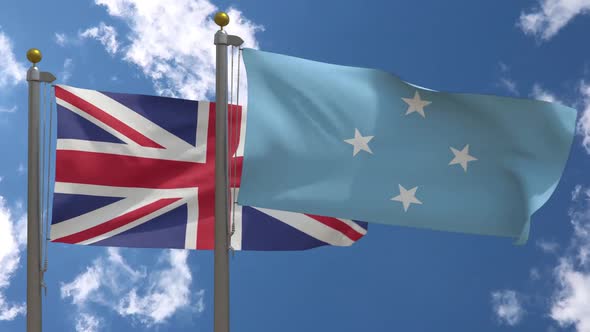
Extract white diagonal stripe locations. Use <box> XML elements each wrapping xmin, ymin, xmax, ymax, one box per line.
<box><xmin>51</xmin><ymin>194</ymin><xmax>152</xmax><ymax>240</ymax></box>
<box><xmin>57</xmin><ymin>98</ymin><xmax>140</xmax><ymax>147</ymax></box>
<box><xmin>53</xmin><ymin>183</ymin><xmax>199</xmax><ymax>247</ymax></box>
<box><xmin>79</xmin><ymin>197</ymin><xmax>189</xmax><ymax>245</ymax></box>
<box><xmin>336</xmin><ymin>218</ymin><xmax>367</xmax><ymax>235</ymax></box>
<box><xmin>57</xmin><ymin>85</ymin><xmax>197</xmax><ymax>152</ymax></box>
<box><xmin>253</xmin><ymin>207</ymin><xmax>356</xmax><ymax>246</ymax></box>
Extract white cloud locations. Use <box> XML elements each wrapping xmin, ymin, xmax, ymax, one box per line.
<box><xmin>498</xmin><ymin>61</ymin><xmax>510</xmax><ymax>73</ymax></box>
<box><xmin>496</xmin><ymin>63</ymin><xmax>519</xmax><ymax>95</ymax></box>
<box><xmin>92</xmin><ymin>0</ymin><xmax>263</xmax><ymax>102</ymax></box>
<box><xmin>576</xmin><ymin>82</ymin><xmax>590</xmax><ymax>154</ymax></box>
<box><xmin>530</xmin><ymin>267</ymin><xmax>542</xmax><ymax>280</ymax></box>
<box><xmin>96</xmin><ymin>0</ymin><xmax>133</xmax><ymax>16</ymax></box>
<box><xmin>194</xmin><ymin>289</ymin><xmax>205</xmax><ymax>314</ymax></box>
<box><xmin>0</xmin><ymin>295</ymin><xmax>25</xmax><ymax>321</ymax></box>
<box><xmin>572</xmin><ymin>184</ymin><xmax>583</xmax><ymax>200</ymax></box>
<box><xmin>0</xmin><ymin>196</ymin><xmax>26</xmax><ymax>321</ymax></box>
<box><xmin>60</xmin><ymin>58</ymin><xmax>74</xmax><ymax>83</ymax></box>
<box><xmin>55</xmin><ymin>33</ymin><xmax>68</xmax><ymax>46</ymax></box>
<box><xmin>61</xmin><ymin>247</ymin><xmax>145</xmax><ymax>307</ymax></box>
<box><xmin>528</xmin><ymin>82</ymin><xmax>590</xmax><ymax>156</ymax></box>
<box><xmin>531</xmin><ymin>83</ymin><xmax>562</xmax><ymax>103</ymax></box>
<box><xmin>79</xmin><ymin>22</ymin><xmax>119</xmax><ymax>55</ymax></box>
<box><xmin>115</xmin><ymin>250</ymin><xmax>192</xmax><ymax>325</ymax></box>
<box><xmin>538</xmin><ymin>239</ymin><xmax>561</xmax><ymax>253</ymax></box>
<box><xmin>551</xmin><ymin>260</ymin><xmax>590</xmax><ymax>332</ymax></box>
<box><xmin>499</xmin><ymin>78</ymin><xmax>518</xmax><ymax>95</ymax></box>
<box><xmin>14</xmin><ymin>215</ymin><xmax>26</xmax><ymax>247</ymax></box>
<box><xmin>491</xmin><ymin>290</ymin><xmax>525</xmax><ymax>326</ymax></box>
<box><xmin>568</xmin><ymin>187</ymin><xmax>590</xmax><ymax>266</ymax></box>
<box><xmin>17</xmin><ymin>163</ymin><xmax>25</xmax><ymax>175</ymax></box>
<box><xmin>0</xmin><ymin>106</ymin><xmax>16</xmax><ymax>113</ymax></box>
<box><xmin>518</xmin><ymin>0</ymin><xmax>590</xmax><ymax>40</ymax></box>
<box><xmin>75</xmin><ymin>313</ymin><xmax>101</xmax><ymax>332</ymax></box>
<box><xmin>60</xmin><ymin>264</ymin><xmax>103</xmax><ymax>306</ymax></box>
<box><xmin>495</xmin><ymin>116</ymin><xmax>590</xmax><ymax>331</ymax></box>
<box><xmin>0</xmin><ymin>29</ymin><xmax>26</xmax><ymax>87</ymax></box>
<box><xmin>61</xmin><ymin>248</ymin><xmax>201</xmax><ymax>328</ymax></box>
<box><xmin>548</xmin><ymin>186</ymin><xmax>590</xmax><ymax>331</ymax></box>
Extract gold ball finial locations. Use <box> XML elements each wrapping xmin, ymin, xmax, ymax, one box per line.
<box><xmin>26</xmin><ymin>48</ymin><xmax>42</xmax><ymax>64</ymax></box>
<box><xmin>214</xmin><ymin>12</ymin><xmax>230</xmax><ymax>29</ymax></box>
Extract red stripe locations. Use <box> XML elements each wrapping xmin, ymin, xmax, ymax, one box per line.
<box><xmin>228</xmin><ymin>104</ymin><xmax>242</xmax><ymax>159</ymax></box>
<box><xmin>55</xmin><ymin>86</ymin><xmax>164</xmax><ymax>149</ymax></box>
<box><xmin>230</xmin><ymin>157</ymin><xmax>243</xmax><ymax>187</ymax></box>
<box><xmin>305</xmin><ymin>214</ymin><xmax>364</xmax><ymax>241</ymax></box>
<box><xmin>196</xmin><ymin>102</ymin><xmax>218</xmax><ymax>249</ymax></box>
<box><xmin>53</xmin><ymin>198</ymin><xmax>182</xmax><ymax>244</ymax></box>
<box><xmin>195</xmin><ymin>103</ymin><xmax>243</xmax><ymax>249</ymax></box>
<box><xmin>56</xmin><ymin>150</ymin><xmax>211</xmax><ymax>189</ymax></box>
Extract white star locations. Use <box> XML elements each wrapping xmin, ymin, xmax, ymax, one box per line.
<box><xmin>344</xmin><ymin>128</ymin><xmax>374</xmax><ymax>156</ymax></box>
<box><xmin>401</xmin><ymin>91</ymin><xmax>432</xmax><ymax>118</ymax></box>
<box><xmin>449</xmin><ymin>144</ymin><xmax>477</xmax><ymax>172</ymax></box>
<box><xmin>391</xmin><ymin>185</ymin><xmax>422</xmax><ymax>212</ymax></box>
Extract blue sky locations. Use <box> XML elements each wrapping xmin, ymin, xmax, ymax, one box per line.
<box><xmin>1</xmin><ymin>0</ymin><xmax>590</xmax><ymax>331</ymax></box>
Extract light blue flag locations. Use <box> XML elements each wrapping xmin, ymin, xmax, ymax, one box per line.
<box><xmin>237</xmin><ymin>48</ymin><xmax>577</xmax><ymax>244</ymax></box>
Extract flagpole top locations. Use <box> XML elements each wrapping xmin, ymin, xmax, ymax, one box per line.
<box><xmin>214</xmin><ymin>12</ymin><xmax>230</xmax><ymax>29</ymax></box>
<box><xmin>26</xmin><ymin>48</ymin><xmax>42</xmax><ymax>64</ymax></box>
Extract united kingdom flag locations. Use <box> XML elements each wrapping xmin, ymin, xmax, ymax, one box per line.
<box><xmin>50</xmin><ymin>85</ymin><xmax>368</xmax><ymax>250</ymax></box>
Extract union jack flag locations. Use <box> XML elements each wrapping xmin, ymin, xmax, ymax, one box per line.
<box><xmin>50</xmin><ymin>85</ymin><xmax>368</xmax><ymax>250</ymax></box>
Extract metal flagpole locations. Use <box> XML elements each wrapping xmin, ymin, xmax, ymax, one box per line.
<box><xmin>213</xmin><ymin>12</ymin><xmax>243</xmax><ymax>332</ymax></box>
<box><xmin>25</xmin><ymin>49</ymin><xmax>55</xmax><ymax>332</ymax></box>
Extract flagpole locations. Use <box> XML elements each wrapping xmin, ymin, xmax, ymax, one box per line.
<box><xmin>25</xmin><ymin>49</ymin><xmax>55</xmax><ymax>332</ymax></box>
<box><xmin>213</xmin><ymin>12</ymin><xmax>243</xmax><ymax>332</ymax></box>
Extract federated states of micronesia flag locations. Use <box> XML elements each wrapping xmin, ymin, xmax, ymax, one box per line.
<box><xmin>50</xmin><ymin>85</ymin><xmax>368</xmax><ymax>251</ymax></box>
<box><xmin>238</xmin><ymin>49</ymin><xmax>577</xmax><ymax>244</ymax></box>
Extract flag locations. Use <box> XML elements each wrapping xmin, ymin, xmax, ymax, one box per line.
<box><xmin>50</xmin><ymin>85</ymin><xmax>368</xmax><ymax>250</ymax></box>
<box><xmin>237</xmin><ymin>49</ymin><xmax>577</xmax><ymax>244</ymax></box>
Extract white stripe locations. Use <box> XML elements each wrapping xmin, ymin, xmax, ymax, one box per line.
<box><xmin>336</xmin><ymin>218</ymin><xmax>367</xmax><ymax>235</ymax></box>
<box><xmin>57</xmin><ymin>98</ymin><xmax>140</xmax><ymax>147</ymax></box>
<box><xmin>184</xmin><ymin>190</ymin><xmax>199</xmax><ymax>250</ymax></box>
<box><xmin>230</xmin><ymin>188</ymin><xmax>243</xmax><ymax>250</ymax></box>
<box><xmin>57</xmin><ymin>139</ymin><xmax>206</xmax><ymax>163</ymax></box>
<box><xmin>235</xmin><ymin>106</ymin><xmax>247</xmax><ymax>157</ymax></box>
<box><xmin>252</xmin><ymin>207</ymin><xmax>355</xmax><ymax>246</ymax></box>
<box><xmin>79</xmin><ymin>198</ymin><xmax>188</xmax><ymax>245</ymax></box>
<box><xmin>230</xmin><ymin>202</ymin><xmax>243</xmax><ymax>251</ymax></box>
<box><xmin>58</xmin><ymin>85</ymin><xmax>200</xmax><ymax>155</ymax></box>
<box><xmin>195</xmin><ymin>102</ymin><xmax>210</xmax><ymax>161</ymax></box>
<box><xmin>51</xmin><ymin>194</ymin><xmax>152</xmax><ymax>240</ymax></box>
